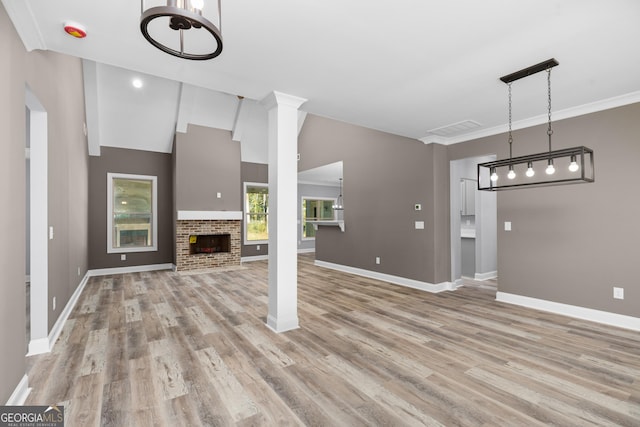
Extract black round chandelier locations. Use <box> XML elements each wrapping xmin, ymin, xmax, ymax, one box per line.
<box><xmin>140</xmin><ymin>0</ymin><xmax>223</xmax><ymax>61</ymax></box>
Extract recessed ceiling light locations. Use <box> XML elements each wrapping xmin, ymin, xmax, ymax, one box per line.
<box><xmin>132</xmin><ymin>78</ymin><xmax>143</xmax><ymax>89</ymax></box>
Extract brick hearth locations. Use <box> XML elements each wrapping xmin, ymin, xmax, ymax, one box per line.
<box><xmin>176</xmin><ymin>220</ymin><xmax>241</xmax><ymax>271</ymax></box>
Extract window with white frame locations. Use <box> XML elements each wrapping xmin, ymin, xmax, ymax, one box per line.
<box><xmin>244</xmin><ymin>182</ymin><xmax>269</xmax><ymax>244</ymax></box>
<box><xmin>302</xmin><ymin>197</ymin><xmax>336</xmax><ymax>239</ymax></box>
<box><xmin>107</xmin><ymin>173</ymin><xmax>158</xmax><ymax>253</ymax></box>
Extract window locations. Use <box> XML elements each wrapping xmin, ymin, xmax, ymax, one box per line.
<box><xmin>107</xmin><ymin>173</ymin><xmax>157</xmax><ymax>253</ymax></box>
<box><xmin>244</xmin><ymin>183</ymin><xmax>268</xmax><ymax>244</ymax></box>
<box><xmin>302</xmin><ymin>197</ymin><xmax>336</xmax><ymax>239</ymax></box>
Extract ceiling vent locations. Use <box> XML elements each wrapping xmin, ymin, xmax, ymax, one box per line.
<box><xmin>425</xmin><ymin>120</ymin><xmax>482</xmax><ymax>137</ymax></box>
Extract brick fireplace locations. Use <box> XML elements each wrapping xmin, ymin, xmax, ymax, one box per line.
<box><xmin>176</xmin><ymin>211</ymin><xmax>242</xmax><ymax>271</ymax></box>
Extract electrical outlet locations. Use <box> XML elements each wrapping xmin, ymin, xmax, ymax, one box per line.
<box><xmin>53</xmin><ymin>297</ymin><xmax>56</xmax><ymax>311</ymax></box>
<box><xmin>613</xmin><ymin>287</ymin><xmax>624</xmax><ymax>300</ymax></box>
<box><xmin>121</xmin><ymin>254</ymin><xmax>126</xmax><ymax>261</ymax></box>
<box><xmin>257</xmin><ymin>245</ymin><xmax>260</xmax><ymax>251</ymax></box>
<box><xmin>504</xmin><ymin>221</ymin><xmax>512</xmax><ymax>231</ymax></box>
<box><xmin>77</xmin><ymin>267</ymin><xmax>81</xmax><ymax>276</ymax></box>
<box><xmin>217</xmin><ymin>192</ymin><xmax>222</xmax><ymax>198</ymax></box>
<box><xmin>375</xmin><ymin>256</ymin><xmax>381</xmax><ymax>265</ymax></box>
<box><xmin>49</xmin><ymin>226</ymin><xmax>54</xmax><ymax>240</ymax></box>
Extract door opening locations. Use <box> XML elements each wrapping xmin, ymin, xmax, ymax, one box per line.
<box><xmin>450</xmin><ymin>155</ymin><xmax>498</xmax><ymax>288</ymax></box>
<box><xmin>26</xmin><ymin>87</ymin><xmax>50</xmax><ymax>355</ymax></box>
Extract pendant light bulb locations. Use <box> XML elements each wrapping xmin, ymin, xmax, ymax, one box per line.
<box><xmin>545</xmin><ymin>159</ymin><xmax>555</xmax><ymax>175</ymax></box>
<box><xmin>507</xmin><ymin>165</ymin><xmax>516</xmax><ymax>180</ymax></box>
<box><xmin>490</xmin><ymin>168</ymin><xmax>498</xmax><ymax>182</ymax></box>
<box><xmin>568</xmin><ymin>155</ymin><xmax>580</xmax><ymax>172</ymax></box>
<box><xmin>525</xmin><ymin>162</ymin><xmax>535</xmax><ymax>178</ymax></box>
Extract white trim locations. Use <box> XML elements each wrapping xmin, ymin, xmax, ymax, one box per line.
<box><xmin>474</xmin><ymin>270</ymin><xmax>497</xmax><ymax>281</ymax></box>
<box><xmin>107</xmin><ymin>173</ymin><xmax>158</xmax><ymax>253</ymax></box>
<box><xmin>88</xmin><ymin>263</ymin><xmax>173</xmax><ymax>277</ymax></box>
<box><xmin>26</xmin><ymin>87</ymin><xmax>49</xmax><ymax>355</ymax></box>
<box><xmin>27</xmin><ymin>338</ymin><xmax>49</xmax><ymax>356</ymax></box>
<box><xmin>266</xmin><ymin>314</ymin><xmax>300</xmax><ymax>333</ymax></box>
<box><xmin>243</xmin><ymin>182</ymin><xmax>269</xmax><ymax>245</ymax></box>
<box><xmin>421</xmin><ymin>90</ymin><xmax>640</xmax><ymax>146</ymax></box>
<box><xmin>496</xmin><ymin>292</ymin><xmax>640</xmax><ymax>332</ymax></box>
<box><xmin>46</xmin><ymin>273</ymin><xmax>89</xmax><ymax>353</ymax></box>
<box><xmin>241</xmin><ymin>255</ymin><xmax>269</xmax><ymax>263</ymax></box>
<box><xmin>315</xmin><ymin>260</ymin><xmax>456</xmax><ymax>293</ymax></box>
<box><xmin>177</xmin><ymin>210</ymin><xmax>243</xmax><ymax>220</ymax></box>
<box><xmin>1</xmin><ymin>0</ymin><xmax>46</xmax><ymax>51</ymax></box>
<box><xmin>6</xmin><ymin>375</ymin><xmax>31</xmax><ymax>405</ymax></box>
<box><xmin>27</xmin><ymin>272</ymin><xmax>91</xmax><ymax>356</ymax></box>
<box><xmin>241</xmin><ymin>249</ymin><xmax>314</xmax><ymax>263</ymax></box>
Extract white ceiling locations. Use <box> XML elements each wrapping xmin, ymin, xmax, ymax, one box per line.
<box><xmin>4</xmin><ymin>0</ymin><xmax>640</xmax><ymax>156</ymax></box>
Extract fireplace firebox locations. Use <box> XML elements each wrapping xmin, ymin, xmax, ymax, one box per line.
<box><xmin>189</xmin><ymin>234</ymin><xmax>231</xmax><ymax>255</ymax></box>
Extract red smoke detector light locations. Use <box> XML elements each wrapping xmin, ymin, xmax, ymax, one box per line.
<box><xmin>63</xmin><ymin>22</ymin><xmax>87</xmax><ymax>39</ymax></box>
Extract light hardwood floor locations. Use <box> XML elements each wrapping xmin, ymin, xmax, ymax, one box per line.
<box><xmin>26</xmin><ymin>255</ymin><xmax>640</xmax><ymax>426</ymax></box>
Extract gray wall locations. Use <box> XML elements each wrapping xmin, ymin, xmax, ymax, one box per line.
<box><xmin>175</xmin><ymin>125</ymin><xmax>241</xmax><ymax>211</ymax></box>
<box><xmin>88</xmin><ymin>147</ymin><xmax>173</xmax><ymax>269</ymax></box>
<box><xmin>448</xmin><ymin>102</ymin><xmax>640</xmax><ymax>317</ymax></box>
<box><xmin>298</xmin><ymin>115</ymin><xmax>450</xmax><ymax>284</ymax></box>
<box><xmin>0</xmin><ymin>2</ymin><xmax>89</xmax><ymax>402</ymax></box>
<box><xmin>240</xmin><ymin>162</ymin><xmax>268</xmax><ymax>257</ymax></box>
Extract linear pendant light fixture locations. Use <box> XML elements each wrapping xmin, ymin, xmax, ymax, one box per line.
<box><xmin>478</xmin><ymin>59</ymin><xmax>595</xmax><ymax>191</ymax></box>
<box><xmin>140</xmin><ymin>0</ymin><xmax>223</xmax><ymax>60</ymax></box>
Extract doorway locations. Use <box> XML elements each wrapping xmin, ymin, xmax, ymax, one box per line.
<box><xmin>450</xmin><ymin>155</ymin><xmax>497</xmax><ymax>286</ymax></box>
<box><xmin>26</xmin><ymin>87</ymin><xmax>49</xmax><ymax>355</ymax></box>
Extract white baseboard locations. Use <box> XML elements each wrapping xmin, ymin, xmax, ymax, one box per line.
<box><xmin>474</xmin><ymin>270</ymin><xmax>497</xmax><ymax>281</ymax></box>
<box><xmin>315</xmin><ymin>260</ymin><xmax>455</xmax><ymax>293</ymax></box>
<box><xmin>241</xmin><ymin>255</ymin><xmax>268</xmax><ymax>263</ymax></box>
<box><xmin>496</xmin><ymin>291</ymin><xmax>640</xmax><ymax>331</ymax></box>
<box><xmin>297</xmin><ymin>248</ymin><xmax>315</xmax><ymax>254</ymax></box>
<box><xmin>6</xmin><ymin>374</ymin><xmax>30</xmax><ymax>405</ymax></box>
<box><xmin>27</xmin><ymin>271</ymin><xmax>91</xmax><ymax>356</ymax></box>
<box><xmin>265</xmin><ymin>314</ymin><xmax>300</xmax><ymax>333</ymax></box>
<box><xmin>88</xmin><ymin>263</ymin><xmax>173</xmax><ymax>277</ymax></box>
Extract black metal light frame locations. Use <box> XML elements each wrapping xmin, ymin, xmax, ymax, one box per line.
<box><xmin>140</xmin><ymin>0</ymin><xmax>223</xmax><ymax>60</ymax></box>
<box><xmin>478</xmin><ymin>146</ymin><xmax>594</xmax><ymax>191</ymax></box>
<box><xmin>478</xmin><ymin>58</ymin><xmax>595</xmax><ymax>191</ymax></box>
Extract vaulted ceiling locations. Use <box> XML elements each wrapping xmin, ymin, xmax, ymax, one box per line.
<box><xmin>4</xmin><ymin>0</ymin><xmax>640</xmax><ymax>159</ymax></box>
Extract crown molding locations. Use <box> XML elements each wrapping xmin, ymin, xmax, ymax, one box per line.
<box><xmin>1</xmin><ymin>0</ymin><xmax>46</xmax><ymax>51</ymax></box>
<box><xmin>421</xmin><ymin>90</ymin><xmax>640</xmax><ymax>146</ymax></box>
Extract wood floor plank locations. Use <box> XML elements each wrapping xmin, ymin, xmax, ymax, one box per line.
<box><xmin>195</xmin><ymin>346</ymin><xmax>259</xmax><ymax>422</ymax></box>
<box><xmin>24</xmin><ymin>254</ymin><xmax>640</xmax><ymax>426</ymax></box>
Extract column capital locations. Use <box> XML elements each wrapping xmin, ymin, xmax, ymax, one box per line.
<box><xmin>260</xmin><ymin>91</ymin><xmax>307</xmax><ymax>111</ymax></box>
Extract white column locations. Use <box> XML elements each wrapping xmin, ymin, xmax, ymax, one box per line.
<box><xmin>261</xmin><ymin>91</ymin><xmax>306</xmax><ymax>333</ymax></box>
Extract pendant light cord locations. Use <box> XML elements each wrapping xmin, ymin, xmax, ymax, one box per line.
<box><xmin>508</xmin><ymin>82</ymin><xmax>513</xmax><ymax>160</ymax></box>
<box><xmin>547</xmin><ymin>68</ymin><xmax>553</xmax><ymax>153</ymax></box>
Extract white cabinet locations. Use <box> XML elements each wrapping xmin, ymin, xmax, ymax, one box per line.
<box><xmin>460</xmin><ymin>178</ymin><xmax>476</xmax><ymax>216</ymax></box>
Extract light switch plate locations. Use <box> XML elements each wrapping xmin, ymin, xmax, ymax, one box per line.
<box><xmin>504</xmin><ymin>221</ymin><xmax>512</xmax><ymax>231</ymax></box>
<box><xmin>415</xmin><ymin>221</ymin><xmax>425</xmax><ymax>229</ymax></box>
